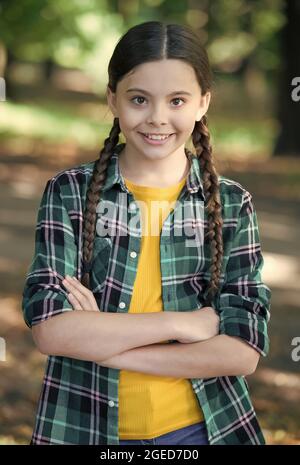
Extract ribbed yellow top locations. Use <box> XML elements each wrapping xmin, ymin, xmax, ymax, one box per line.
<box><xmin>118</xmin><ymin>175</ymin><xmax>204</xmax><ymax>439</ymax></box>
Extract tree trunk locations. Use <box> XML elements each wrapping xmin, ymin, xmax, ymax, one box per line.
<box><xmin>273</xmin><ymin>0</ymin><xmax>300</xmax><ymax>156</ymax></box>
<box><xmin>3</xmin><ymin>47</ymin><xmax>15</xmax><ymax>101</ymax></box>
<box><xmin>43</xmin><ymin>57</ymin><xmax>55</xmax><ymax>81</ymax></box>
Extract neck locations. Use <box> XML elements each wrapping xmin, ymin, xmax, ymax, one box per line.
<box><xmin>118</xmin><ymin>145</ymin><xmax>190</xmax><ymax>188</ymax></box>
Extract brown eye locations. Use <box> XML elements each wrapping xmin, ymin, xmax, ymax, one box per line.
<box><xmin>131</xmin><ymin>96</ymin><xmax>146</xmax><ymax>105</ymax></box>
<box><xmin>171</xmin><ymin>97</ymin><xmax>185</xmax><ymax>106</ymax></box>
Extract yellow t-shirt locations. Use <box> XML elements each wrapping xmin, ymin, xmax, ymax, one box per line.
<box><xmin>118</xmin><ymin>176</ymin><xmax>204</xmax><ymax>439</ymax></box>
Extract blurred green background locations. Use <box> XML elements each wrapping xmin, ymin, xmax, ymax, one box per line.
<box><xmin>0</xmin><ymin>0</ymin><xmax>299</xmax><ymax>445</ymax></box>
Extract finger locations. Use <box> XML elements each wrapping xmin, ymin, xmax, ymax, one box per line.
<box><xmin>68</xmin><ymin>276</ymin><xmax>92</xmax><ymax>298</ymax></box>
<box><xmin>63</xmin><ymin>277</ymin><xmax>88</xmax><ymax>308</ymax></box>
<box><xmin>67</xmin><ymin>293</ymin><xmax>84</xmax><ymax>311</ymax></box>
<box><xmin>63</xmin><ymin>276</ymin><xmax>99</xmax><ymax>311</ymax></box>
<box><xmin>69</xmin><ymin>276</ymin><xmax>99</xmax><ymax>311</ymax></box>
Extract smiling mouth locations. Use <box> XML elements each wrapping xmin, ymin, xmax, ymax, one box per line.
<box><xmin>139</xmin><ymin>132</ymin><xmax>174</xmax><ymax>140</ymax></box>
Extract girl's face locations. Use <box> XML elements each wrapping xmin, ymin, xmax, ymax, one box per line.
<box><xmin>107</xmin><ymin>59</ymin><xmax>210</xmax><ymax>163</ymax></box>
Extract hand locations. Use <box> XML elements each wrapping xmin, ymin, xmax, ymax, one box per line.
<box><xmin>176</xmin><ymin>306</ymin><xmax>220</xmax><ymax>343</ymax></box>
<box><xmin>62</xmin><ymin>275</ymin><xmax>99</xmax><ymax>311</ymax></box>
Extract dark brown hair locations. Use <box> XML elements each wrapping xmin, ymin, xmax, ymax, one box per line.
<box><xmin>81</xmin><ymin>21</ymin><xmax>223</xmax><ymax>306</ymax></box>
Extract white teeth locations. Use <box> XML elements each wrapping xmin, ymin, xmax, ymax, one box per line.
<box><xmin>143</xmin><ymin>133</ymin><xmax>171</xmax><ymax>140</ymax></box>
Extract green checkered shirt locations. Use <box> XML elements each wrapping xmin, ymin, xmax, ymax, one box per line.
<box><xmin>22</xmin><ymin>144</ymin><xmax>271</xmax><ymax>445</ymax></box>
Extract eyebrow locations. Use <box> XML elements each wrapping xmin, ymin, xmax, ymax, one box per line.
<box><xmin>126</xmin><ymin>88</ymin><xmax>192</xmax><ymax>96</ymax></box>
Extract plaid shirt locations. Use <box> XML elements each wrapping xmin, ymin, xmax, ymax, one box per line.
<box><xmin>22</xmin><ymin>144</ymin><xmax>271</xmax><ymax>445</ymax></box>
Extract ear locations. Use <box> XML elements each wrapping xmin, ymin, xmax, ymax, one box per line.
<box><xmin>106</xmin><ymin>86</ymin><xmax>118</xmax><ymax>118</ymax></box>
<box><xmin>195</xmin><ymin>91</ymin><xmax>211</xmax><ymax>121</ymax></box>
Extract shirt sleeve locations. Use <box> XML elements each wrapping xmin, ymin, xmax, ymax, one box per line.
<box><xmin>22</xmin><ymin>177</ymin><xmax>78</xmax><ymax>329</ymax></box>
<box><xmin>216</xmin><ymin>191</ymin><xmax>271</xmax><ymax>357</ymax></box>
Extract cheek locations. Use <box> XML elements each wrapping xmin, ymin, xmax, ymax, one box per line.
<box><xmin>174</xmin><ymin>119</ymin><xmax>196</xmax><ymax>135</ymax></box>
<box><xmin>173</xmin><ymin>112</ymin><xmax>196</xmax><ymax>131</ymax></box>
<box><xmin>118</xmin><ymin>106</ymin><xmax>143</xmax><ymax>130</ymax></box>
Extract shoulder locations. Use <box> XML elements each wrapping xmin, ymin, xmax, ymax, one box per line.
<box><xmin>217</xmin><ymin>175</ymin><xmax>254</xmax><ymax>217</ymax></box>
<box><xmin>218</xmin><ymin>175</ymin><xmax>253</xmax><ymax>203</ymax></box>
<box><xmin>49</xmin><ymin>159</ymin><xmax>96</xmax><ymax>188</ymax></box>
<box><xmin>39</xmin><ymin>160</ymin><xmax>97</xmax><ymax>213</ymax></box>
<box><xmin>42</xmin><ymin>159</ymin><xmax>97</xmax><ymax>202</ymax></box>
<box><xmin>218</xmin><ymin>175</ymin><xmax>251</xmax><ymax>199</ymax></box>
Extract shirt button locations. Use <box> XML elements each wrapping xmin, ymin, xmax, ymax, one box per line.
<box><xmin>130</xmin><ymin>251</ymin><xmax>137</xmax><ymax>258</ymax></box>
<box><xmin>119</xmin><ymin>302</ymin><xmax>126</xmax><ymax>309</ymax></box>
<box><xmin>129</xmin><ymin>202</ymin><xmax>137</xmax><ymax>211</ymax></box>
<box><xmin>108</xmin><ymin>400</ymin><xmax>115</xmax><ymax>407</ymax></box>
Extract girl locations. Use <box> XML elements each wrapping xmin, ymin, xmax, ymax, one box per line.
<box><xmin>22</xmin><ymin>21</ymin><xmax>271</xmax><ymax>445</ymax></box>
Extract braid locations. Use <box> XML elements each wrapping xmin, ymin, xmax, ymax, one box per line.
<box><xmin>191</xmin><ymin>114</ymin><xmax>223</xmax><ymax>306</ymax></box>
<box><xmin>81</xmin><ymin>117</ymin><xmax>121</xmax><ymax>288</ymax></box>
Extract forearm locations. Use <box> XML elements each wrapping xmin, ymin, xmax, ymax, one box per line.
<box><xmin>34</xmin><ymin>310</ymin><xmax>179</xmax><ymax>362</ymax></box>
<box><xmin>99</xmin><ymin>335</ymin><xmax>258</xmax><ymax>377</ymax></box>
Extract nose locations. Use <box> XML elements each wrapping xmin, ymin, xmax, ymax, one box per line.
<box><xmin>146</xmin><ymin>103</ymin><xmax>168</xmax><ymax>126</ymax></box>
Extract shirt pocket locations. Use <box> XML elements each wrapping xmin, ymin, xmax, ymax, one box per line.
<box><xmin>173</xmin><ymin>237</ymin><xmax>205</xmax><ymax>276</ymax></box>
<box><xmin>89</xmin><ymin>236</ymin><xmax>112</xmax><ymax>293</ymax></box>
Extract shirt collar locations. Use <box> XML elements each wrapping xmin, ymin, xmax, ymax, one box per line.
<box><xmin>101</xmin><ymin>143</ymin><xmax>205</xmax><ymax>200</ymax></box>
